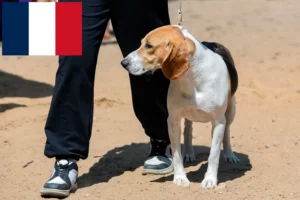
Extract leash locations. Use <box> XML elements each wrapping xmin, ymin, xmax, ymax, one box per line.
<box><xmin>177</xmin><ymin>0</ymin><xmax>183</xmax><ymax>25</ymax></box>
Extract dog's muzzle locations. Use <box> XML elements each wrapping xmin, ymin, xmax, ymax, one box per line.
<box><xmin>121</xmin><ymin>52</ymin><xmax>152</xmax><ymax>76</ymax></box>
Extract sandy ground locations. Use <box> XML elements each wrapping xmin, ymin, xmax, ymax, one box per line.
<box><xmin>1</xmin><ymin>0</ymin><xmax>300</xmax><ymax>199</ymax></box>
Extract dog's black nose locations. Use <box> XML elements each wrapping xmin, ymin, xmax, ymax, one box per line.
<box><xmin>121</xmin><ymin>59</ymin><xmax>130</xmax><ymax>68</ymax></box>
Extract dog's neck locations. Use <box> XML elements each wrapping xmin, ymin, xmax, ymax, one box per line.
<box><xmin>180</xmin><ymin>29</ymin><xmax>209</xmax><ymax>92</ymax></box>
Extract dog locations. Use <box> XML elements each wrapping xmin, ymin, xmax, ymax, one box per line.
<box><xmin>121</xmin><ymin>25</ymin><xmax>239</xmax><ymax>189</ymax></box>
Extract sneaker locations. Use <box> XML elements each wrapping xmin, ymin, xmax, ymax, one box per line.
<box><xmin>142</xmin><ymin>139</ymin><xmax>173</xmax><ymax>175</ymax></box>
<box><xmin>40</xmin><ymin>159</ymin><xmax>78</xmax><ymax>198</ymax></box>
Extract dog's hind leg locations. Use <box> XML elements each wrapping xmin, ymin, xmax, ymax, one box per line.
<box><xmin>183</xmin><ymin>119</ymin><xmax>196</xmax><ymax>162</ymax></box>
<box><xmin>223</xmin><ymin>96</ymin><xmax>240</xmax><ymax>163</ymax></box>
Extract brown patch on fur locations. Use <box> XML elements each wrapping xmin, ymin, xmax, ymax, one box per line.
<box><xmin>185</xmin><ymin>38</ymin><xmax>196</xmax><ymax>55</ymax></box>
<box><xmin>201</xmin><ymin>42</ymin><xmax>238</xmax><ymax>97</ymax></box>
<box><xmin>162</xmin><ymin>38</ymin><xmax>190</xmax><ymax>80</ymax></box>
<box><xmin>136</xmin><ymin>25</ymin><xmax>190</xmax><ymax>80</ymax></box>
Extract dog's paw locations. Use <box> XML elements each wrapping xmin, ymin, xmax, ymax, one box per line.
<box><xmin>183</xmin><ymin>151</ymin><xmax>196</xmax><ymax>163</ymax></box>
<box><xmin>173</xmin><ymin>175</ymin><xmax>191</xmax><ymax>187</ymax></box>
<box><xmin>223</xmin><ymin>151</ymin><xmax>240</xmax><ymax>163</ymax></box>
<box><xmin>200</xmin><ymin>176</ymin><xmax>217</xmax><ymax>189</ymax></box>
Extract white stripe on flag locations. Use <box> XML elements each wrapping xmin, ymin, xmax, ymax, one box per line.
<box><xmin>29</xmin><ymin>2</ymin><xmax>56</xmax><ymax>56</ymax></box>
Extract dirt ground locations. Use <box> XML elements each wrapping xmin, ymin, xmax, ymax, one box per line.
<box><xmin>1</xmin><ymin>0</ymin><xmax>300</xmax><ymax>199</ymax></box>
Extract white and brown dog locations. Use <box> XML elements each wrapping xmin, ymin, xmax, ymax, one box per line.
<box><xmin>121</xmin><ymin>25</ymin><xmax>239</xmax><ymax>189</ymax></box>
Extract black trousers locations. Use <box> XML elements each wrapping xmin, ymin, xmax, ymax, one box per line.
<box><xmin>44</xmin><ymin>0</ymin><xmax>171</xmax><ymax>160</ymax></box>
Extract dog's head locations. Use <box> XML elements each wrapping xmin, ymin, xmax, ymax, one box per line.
<box><xmin>121</xmin><ymin>25</ymin><xmax>195</xmax><ymax>80</ymax></box>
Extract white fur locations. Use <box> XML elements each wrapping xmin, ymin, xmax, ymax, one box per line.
<box><xmin>124</xmin><ymin>26</ymin><xmax>239</xmax><ymax>189</ymax></box>
<box><xmin>124</xmin><ymin>50</ymin><xmax>150</xmax><ymax>75</ymax></box>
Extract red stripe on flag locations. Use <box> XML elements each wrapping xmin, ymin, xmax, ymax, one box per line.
<box><xmin>55</xmin><ymin>2</ymin><xmax>82</xmax><ymax>56</ymax></box>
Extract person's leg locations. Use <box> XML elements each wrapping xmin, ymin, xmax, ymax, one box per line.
<box><xmin>41</xmin><ymin>0</ymin><xmax>111</xmax><ymax>197</ymax></box>
<box><xmin>104</xmin><ymin>25</ymin><xmax>111</xmax><ymax>39</ymax></box>
<box><xmin>111</xmin><ymin>0</ymin><xmax>172</xmax><ymax>174</ymax></box>
<box><xmin>102</xmin><ymin>20</ymin><xmax>117</xmax><ymax>44</ymax></box>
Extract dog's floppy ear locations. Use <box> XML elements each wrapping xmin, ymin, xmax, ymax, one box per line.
<box><xmin>161</xmin><ymin>37</ymin><xmax>190</xmax><ymax>80</ymax></box>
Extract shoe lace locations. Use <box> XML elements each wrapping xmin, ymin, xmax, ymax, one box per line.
<box><xmin>56</xmin><ymin>163</ymin><xmax>69</xmax><ymax>178</ymax></box>
<box><xmin>149</xmin><ymin>139</ymin><xmax>169</xmax><ymax>156</ymax></box>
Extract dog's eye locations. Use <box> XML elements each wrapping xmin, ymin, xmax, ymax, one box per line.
<box><xmin>145</xmin><ymin>43</ymin><xmax>153</xmax><ymax>49</ymax></box>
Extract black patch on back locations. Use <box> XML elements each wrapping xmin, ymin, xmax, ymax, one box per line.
<box><xmin>201</xmin><ymin>41</ymin><xmax>238</xmax><ymax>96</ymax></box>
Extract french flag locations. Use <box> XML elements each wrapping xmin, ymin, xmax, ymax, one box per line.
<box><xmin>1</xmin><ymin>2</ymin><xmax>82</xmax><ymax>56</ymax></box>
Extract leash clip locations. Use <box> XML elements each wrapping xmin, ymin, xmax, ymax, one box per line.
<box><xmin>177</xmin><ymin>0</ymin><xmax>183</xmax><ymax>26</ymax></box>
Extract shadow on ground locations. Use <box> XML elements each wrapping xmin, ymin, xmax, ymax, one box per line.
<box><xmin>0</xmin><ymin>103</ymin><xmax>26</xmax><ymax>113</ymax></box>
<box><xmin>152</xmin><ymin>145</ymin><xmax>252</xmax><ymax>184</ymax></box>
<box><xmin>78</xmin><ymin>143</ymin><xmax>148</xmax><ymax>189</ymax></box>
<box><xmin>78</xmin><ymin>143</ymin><xmax>252</xmax><ymax>189</ymax></box>
<box><xmin>0</xmin><ymin>70</ymin><xmax>54</xmax><ymax>98</ymax></box>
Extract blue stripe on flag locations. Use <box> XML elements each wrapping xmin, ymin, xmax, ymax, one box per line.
<box><xmin>2</xmin><ymin>2</ymin><xmax>29</xmax><ymax>56</ymax></box>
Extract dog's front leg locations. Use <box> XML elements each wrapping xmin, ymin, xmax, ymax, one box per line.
<box><xmin>168</xmin><ymin>115</ymin><xmax>191</xmax><ymax>187</ymax></box>
<box><xmin>201</xmin><ymin>116</ymin><xmax>226</xmax><ymax>189</ymax></box>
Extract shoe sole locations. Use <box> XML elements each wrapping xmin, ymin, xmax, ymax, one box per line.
<box><xmin>142</xmin><ymin>164</ymin><xmax>174</xmax><ymax>175</ymax></box>
<box><xmin>40</xmin><ymin>183</ymin><xmax>77</xmax><ymax>198</ymax></box>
